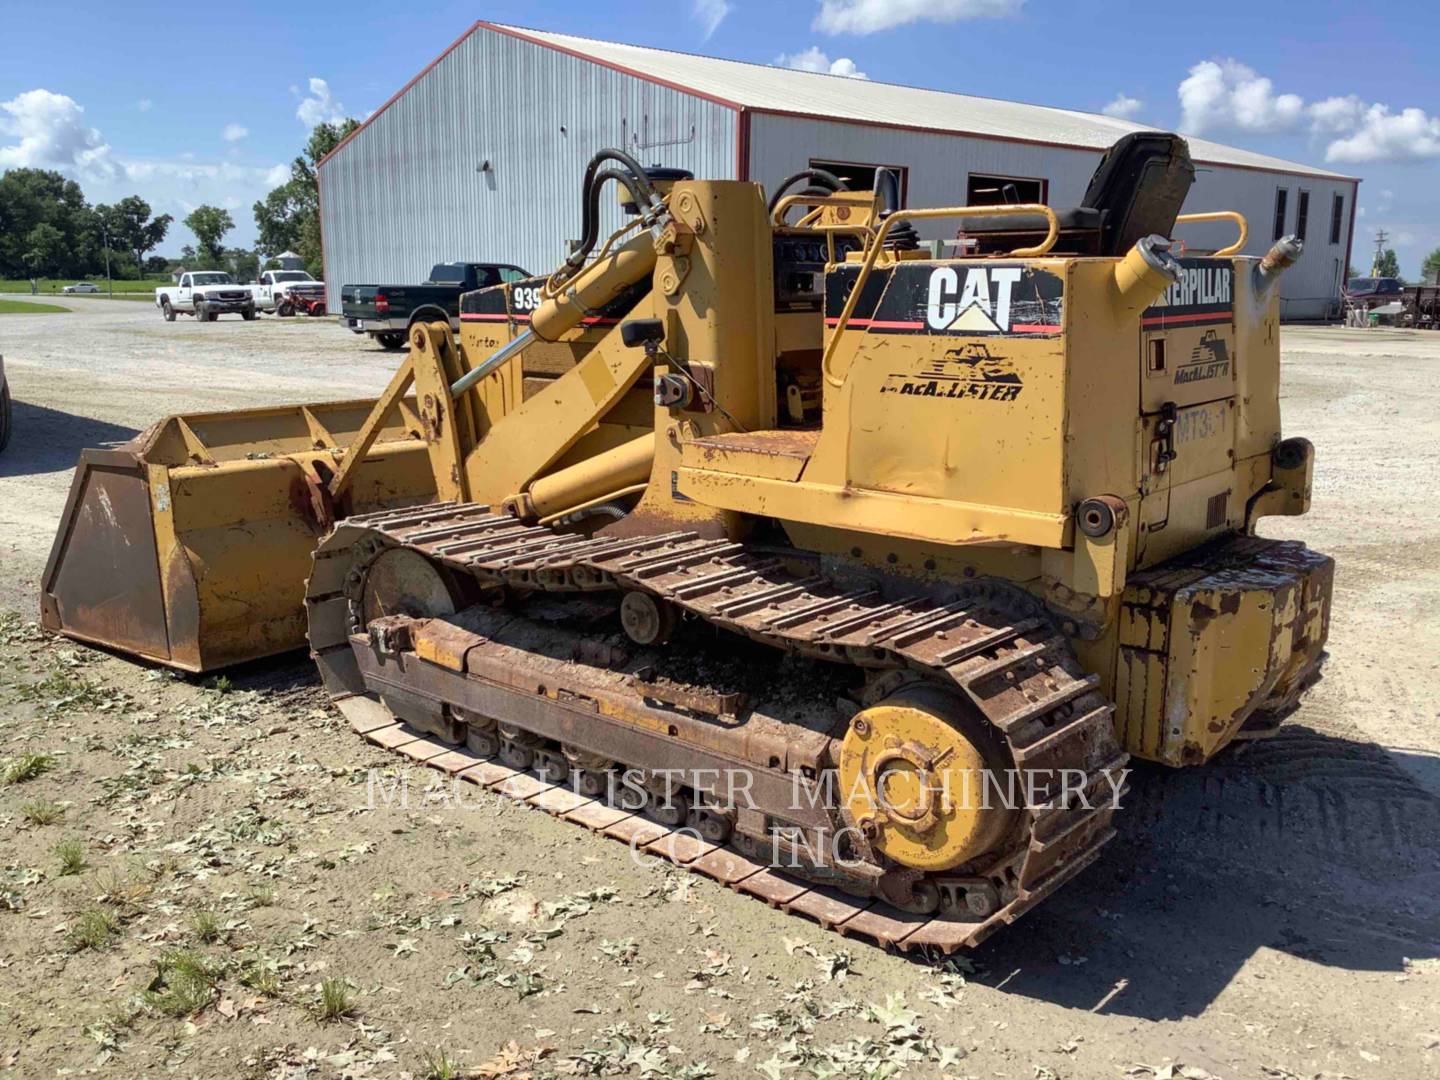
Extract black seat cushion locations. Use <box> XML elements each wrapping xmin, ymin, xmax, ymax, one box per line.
<box><xmin>960</xmin><ymin>132</ymin><xmax>1195</xmax><ymax>256</ymax></box>
<box><xmin>962</xmin><ymin>207</ymin><xmax>1103</xmax><ymax>235</ymax></box>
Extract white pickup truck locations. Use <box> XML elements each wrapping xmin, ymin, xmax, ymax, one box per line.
<box><xmin>156</xmin><ymin>272</ymin><xmax>257</xmax><ymax>322</ymax></box>
<box><xmin>250</xmin><ymin>270</ymin><xmax>327</xmax><ymax>316</ymax></box>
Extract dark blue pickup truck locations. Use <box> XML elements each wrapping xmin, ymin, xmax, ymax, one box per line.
<box><xmin>341</xmin><ymin>261</ymin><xmax>530</xmax><ymax>349</ymax></box>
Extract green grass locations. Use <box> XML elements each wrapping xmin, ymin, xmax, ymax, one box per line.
<box><xmin>0</xmin><ymin>276</ymin><xmax>169</xmax><ymax>297</ymax></box>
<box><xmin>21</xmin><ymin>798</ymin><xmax>65</xmax><ymax>826</ymax></box>
<box><xmin>145</xmin><ymin>950</ymin><xmax>222</xmax><ymax>1017</ymax></box>
<box><xmin>421</xmin><ymin>1049</ymin><xmax>462</xmax><ymax>1080</ymax></box>
<box><xmin>55</xmin><ymin>839</ymin><xmax>89</xmax><ymax>876</ymax></box>
<box><xmin>67</xmin><ymin>907</ymin><xmax>120</xmax><ymax>952</ymax></box>
<box><xmin>3</xmin><ymin>754</ymin><xmax>56</xmax><ymax>785</ymax></box>
<box><xmin>315</xmin><ymin>977</ymin><xmax>354</xmax><ymax>1022</ymax></box>
<box><xmin>192</xmin><ymin>910</ymin><xmax>222</xmax><ymax>943</ymax></box>
<box><xmin>0</xmin><ymin>299</ymin><xmax>69</xmax><ymax>314</ymax></box>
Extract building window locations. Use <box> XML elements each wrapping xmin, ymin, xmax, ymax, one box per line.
<box><xmin>808</xmin><ymin>159</ymin><xmax>908</xmax><ymax>205</ymax></box>
<box><xmin>1295</xmin><ymin>190</ymin><xmax>1309</xmax><ymax>243</ymax></box>
<box><xmin>1273</xmin><ymin>188</ymin><xmax>1288</xmax><ymax>241</ymax></box>
<box><xmin>1330</xmin><ymin>193</ymin><xmax>1345</xmax><ymax>244</ymax></box>
<box><xmin>965</xmin><ymin>173</ymin><xmax>1047</xmax><ymax>207</ymax></box>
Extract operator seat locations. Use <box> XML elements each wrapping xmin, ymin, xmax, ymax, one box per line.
<box><xmin>963</xmin><ymin>132</ymin><xmax>1196</xmax><ymax>256</ymax></box>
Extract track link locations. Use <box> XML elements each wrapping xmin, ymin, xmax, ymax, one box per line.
<box><xmin>307</xmin><ymin>503</ymin><xmax>1129</xmax><ymax>953</ymax></box>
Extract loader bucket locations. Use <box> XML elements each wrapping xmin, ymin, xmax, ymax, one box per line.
<box><xmin>41</xmin><ymin>398</ymin><xmax>435</xmax><ymax>672</ymax></box>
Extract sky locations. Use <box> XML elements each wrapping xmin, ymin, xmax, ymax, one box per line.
<box><xmin>1</xmin><ymin>0</ymin><xmax>1436</xmax><ymax>275</ymax></box>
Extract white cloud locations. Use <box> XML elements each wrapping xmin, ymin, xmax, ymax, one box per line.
<box><xmin>0</xmin><ymin>89</ymin><xmax>117</xmax><ymax>179</ymax></box>
<box><xmin>1178</xmin><ymin>60</ymin><xmax>1303</xmax><ymax>135</ymax></box>
<box><xmin>1325</xmin><ymin>105</ymin><xmax>1440</xmax><ymax>164</ymax></box>
<box><xmin>1102</xmin><ymin>94</ymin><xmax>1142</xmax><ymax>120</ymax></box>
<box><xmin>814</xmin><ymin>0</ymin><xmax>1022</xmax><ymax>35</ymax></box>
<box><xmin>1177</xmin><ymin>58</ymin><xmax>1440</xmax><ymax>164</ymax></box>
<box><xmin>136</xmin><ymin>98</ymin><xmax>153</xmax><ymax>113</ymax></box>
<box><xmin>296</xmin><ymin>77</ymin><xmax>346</xmax><ymax>127</ymax></box>
<box><xmin>1308</xmin><ymin>94</ymin><xmax>1362</xmax><ymax>134</ymax></box>
<box><xmin>692</xmin><ymin>0</ymin><xmax>731</xmax><ymax>39</ymax></box>
<box><xmin>775</xmin><ymin>47</ymin><xmax>869</xmax><ymax>79</ymax></box>
<box><xmin>222</xmin><ymin>123</ymin><xmax>248</xmax><ymax>142</ymax></box>
<box><xmin>0</xmin><ymin>88</ymin><xmax>286</xmax><ymax>249</ymax></box>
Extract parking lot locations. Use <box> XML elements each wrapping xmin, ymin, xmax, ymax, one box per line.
<box><xmin>1</xmin><ymin>296</ymin><xmax>1438</xmax><ymax>1078</ymax></box>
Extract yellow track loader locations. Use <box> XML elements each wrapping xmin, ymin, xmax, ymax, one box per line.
<box><xmin>44</xmin><ymin>136</ymin><xmax>1332</xmax><ymax>950</ymax></box>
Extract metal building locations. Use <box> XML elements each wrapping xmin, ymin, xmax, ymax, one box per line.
<box><xmin>318</xmin><ymin>22</ymin><xmax>1359</xmax><ymax>319</ymax></box>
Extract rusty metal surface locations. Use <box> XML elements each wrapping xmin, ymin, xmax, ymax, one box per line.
<box><xmin>310</xmin><ymin>504</ymin><xmax>1131</xmax><ymax>951</ymax></box>
<box><xmin>39</xmin><ymin>448</ymin><xmax>173</xmax><ymax>663</ymax></box>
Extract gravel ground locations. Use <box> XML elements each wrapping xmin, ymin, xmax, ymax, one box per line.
<box><xmin>0</xmin><ymin>297</ymin><xmax>1437</xmax><ymax>1079</ymax></box>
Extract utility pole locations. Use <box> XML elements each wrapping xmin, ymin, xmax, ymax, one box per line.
<box><xmin>102</xmin><ymin>224</ymin><xmax>113</xmax><ymax>298</ymax></box>
<box><xmin>1371</xmin><ymin>229</ymin><xmax>1389</xmax><ymax>277</ymax></box>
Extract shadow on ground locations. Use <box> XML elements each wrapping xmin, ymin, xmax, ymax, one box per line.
<box><xmin>112</xmin><ymin>637</ymin><xmax>1440</xmax><ymax>1023</ymax></box>
<box><xmin>0</xmin><ymin>400</ymin><xmax>137</xmax><ymax>478</ymax></box>
<box><xmin>963</xmin><ymin>724</ymin><xmax>1440</xmax><ymax>1019</ymax></box>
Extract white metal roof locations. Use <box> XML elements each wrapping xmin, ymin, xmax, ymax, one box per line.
<box><xmin>488</xmin><ymin>23</ymin><xmax>1352</xmax><ymax>181</ymax></box>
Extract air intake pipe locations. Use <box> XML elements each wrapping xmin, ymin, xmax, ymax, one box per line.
<box><xmin>1254</xmin><ymin>235</ymin><xmax>1303</xmax><ymax>294</ymax></box>
<box><xmin>1111</xmin><ymin>234</ymin><xmax>1183</xmax><ymax>323</ymax></box>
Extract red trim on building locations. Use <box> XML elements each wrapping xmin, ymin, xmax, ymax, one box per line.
<box><xmin>317</xmin><ymin>173</ymin><xmax>329</xmax><ymax>305</ymax></box>
<box><xmin>745</xmin><ymin>107</ymin><xmax>1354</xmax><ymax>183</ymax></box>
<box><xmin>317</xmin><ymin>20</ymin><xmax>483</xmax><ymax>170</ymax></box>
<box><xmin>736</xmin><ymin>109</ymin><xmax>750</xmax><ymax>182</ymax></box>
<box><xmin>317</xmin><ymin>21</ymin><xmax>1353</xmax><ymax>192</ymax></box>
<box><xmin>480</xmin><ymin>22</ymin><xmax>745</xmax><ymax>111</ymax></box>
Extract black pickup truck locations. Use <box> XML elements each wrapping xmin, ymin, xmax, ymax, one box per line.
<box><xmin>341</xmin><ymin>261</ymin><xmax>530</xmax><ymax>349</ymax></box>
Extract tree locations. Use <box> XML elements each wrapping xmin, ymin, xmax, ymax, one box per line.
<box><xmin>223</xmin><ymin>247</ymin><xmax>260</xmax><ymax>282</ymax></box>
<box><xmin>144</xmin><ymin>254</ymin><xmax>171</xmax><ymax>274</ymax></box>
<box><xmin>0</xmin><ymin>168</ymin><xmax>92</xmax><ymax>278</ymax></box>
<box><xmin>22</xmin><ymin>222</ymin><xmax>66</xmax><ymax>277</ymax></box>
<box><xmin>184</xmin><ymin>205</ymin><xmax>235</xmax><ymax>267</ymax></box>
<box><xmin>253</xmin><ymin>118</ymin><xmax>359</xmax><ymax>277</ymax></box>
<box><xmin>98</xmin><ymin>196</ymin><xmax>173</xmax><ymax>279</ymax></box>
<box><xmin>1422</xmin><ymin>248</ymin><xmax>1440</xmax><ymax>285</ymax></box>
<box><xmin>1374</xmin><ymin>248</ymin><xmax>1401</xmax><ymax>279</ymax></box>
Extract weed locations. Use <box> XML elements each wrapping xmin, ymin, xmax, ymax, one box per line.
<box><xmin>55</xmin><ymin>839</ymin><xmax>88</xmax><ymax>876</ymax></box>
<box><xmin>3</xmin><ymin>754</ymin><xmax>56</xmax><ymax>785</ymax></box>
<box><xmin>210</xmin><ymin>675</ymin><xmax>233</xmax><ymax>694</ymax></box>
<box><xmin>192</xmin><ymin>911</ymin><xmax>221</xmax><ymax>943</ymax></box>
<box><xmin>14</xmin><ymin>669</ymin><xmax>126</xmax><ymax>715</ymax></box>
<box><xmin>245</xmin><ymin>884</ymin><xmax>276</xmax><ymax>908</ymax></box>
<box><xmin>21</xmin><ymin>798</ymin><xmax>64</xmax><ymax>825</ymax></box>
<box><xmin>422</xmin><ymin>1048</ymin><xmax>462</xmax><ymax>1080</ymax></box>
<box><xmin>144</xmin><ymin>950</ymin><xmax>221</xmax><ymax>1017</ymax></box>
<box><xmin>0</xmin><ymin>611</ymin><xmax>46</xmax><ymax>645</ymax></box>
<box><xmin>239</xmin><ymin>960</ymin><xmax>281</xmax><ymax>997</ymax></box>
<box><xmin>95</xmin><ymin>867</ymin><xmax>153</xmax><ymax>909</ymax></box>
<box><xmin>68</xmin><ymin>907</ymin><xmax>119</xmax><ymax>952</ymax></box>
<box><xmin>315</xmin><ymin>977</ymin><xmax>354</xmax><ymax>1022</ymax></box>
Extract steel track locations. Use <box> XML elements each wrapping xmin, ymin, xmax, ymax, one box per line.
<box><xmin>307</xmin><ymin>502</ymin><xmax>1129</xmax><ymax>952</ymax></box>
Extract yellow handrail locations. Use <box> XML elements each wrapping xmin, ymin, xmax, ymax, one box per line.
<box><xmin>770</xmin><ymin>192</ymin><xmax>876</xmax><ymax>228</ymax></box>
<box><xmin>1175</xmin><ymin>211</ymin><xmax>1249</xmax><ymax>256</ymax></box>
<box><xmin>820</xmin><ymin>204</ymin><xmax>1060</xmax><ymax>388</ymax></box>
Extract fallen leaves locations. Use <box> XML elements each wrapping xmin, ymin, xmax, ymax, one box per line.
<box><xmin>475</xmin><ymin>1039</ymin><xmax>554</xmax><ymax>1078</ymax></box>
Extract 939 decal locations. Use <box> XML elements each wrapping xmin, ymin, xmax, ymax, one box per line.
<box><xmin>510</xmin><ymin>284</ymin><xmax>544</xmax><ymax>313</ymax></box>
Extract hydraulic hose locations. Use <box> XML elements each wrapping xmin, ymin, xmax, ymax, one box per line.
<box><xmin>766</xmin><ymin>168</ymin><xmax>848</xmax><ymax>215</ymax></box>
<box><xmin>564</xmin><ymin>149</ymin><xmax>664</xmax><ymax>279</ymax></box>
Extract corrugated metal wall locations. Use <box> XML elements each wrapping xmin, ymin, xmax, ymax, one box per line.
<box><xmin>321</xmin><ymin>34</ymin><xmax>1354</xmax><ymax>322</ymax></box>
<box><xmin>318</xmin><ymin>26</ymin><xmax>737</xmax><ymax>309</ymax></box>
<box><xmin>749</xmin><ymin>114</ymin><xmax>1356</xmax><ymax>319</ymax></box>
